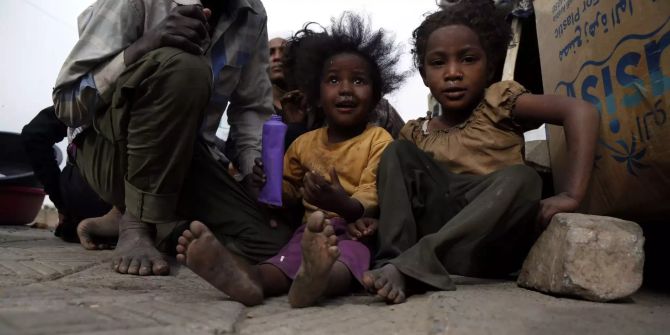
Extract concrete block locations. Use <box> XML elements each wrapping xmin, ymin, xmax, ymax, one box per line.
<box><xmin>518</xmin><ymin>213</ymin><xmax>644</xmax><ymax>302</ymax></box>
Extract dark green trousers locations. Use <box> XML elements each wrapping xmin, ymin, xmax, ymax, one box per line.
<box><xmin>75</xmin><ymin>47</ymin><xmax>291</xmax><ymax>262</ymax></box>
<box><xmin>374</xmin><ymin>140</ymin><xmax>541</xmax><ymax>290</ymax></box>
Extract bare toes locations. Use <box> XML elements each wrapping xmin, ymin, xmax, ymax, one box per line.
<box><xmin>362</xmin><ymin>272</ymin><xmax>377</xmax><ymax>290</ymax></box>
<box><xmin>306</xmin><ymin>211</ymin><xmax>325</xmax><ymax>232</ymax></box>
<box><xmin>77</xmin><ymin>226</ymin><xmax>97</xmax><ymax>250</ymax></box>
<box><xmin>375</xmin><ymin>276</ymin><xmax>389</xmax><ymax>290</ymax></box>
<box><xmin>139</xmin><ymin>259</ymin><xmax>152</xmax><ymax>276</ymax></box>
<box><xmin>81</xmin><ymin>240</ymin><xmax>98</xmax><ymax>250</ymax></box>
<box><xmin>328</xmin><ymin>245</ymin><xmax>340</xmax><ymax>258</ymax></box>
<box><xmin>116</xmin><ymin>257</ymin><xmax>130</xmax><ymax>273</ymax></box>
<box><xmin>394</xmin><ymin>291</ymin><xmax>407</xmax><ymax>304</ymax></box>
<box><xmin>181</xmin><ymin>229</ymin><xmax>194</xmax><ymax>242</ymax></box>
<box><xmin>322</xmin><ymin>224</ymin><xmax>335</xmax><ymax>236</ymax></box>
<box><xmin>327</xmin><ymin>233</ymin><xmax>338</xmax><ymax>246</ymax></box>
<box><xmin>189</xmin><ymin>221</ymin><xmax>208</xmax><ymax>236</ymax></box>
<box><xmin>378</xmin><ymin>282</ymin><xmax>392</xmax><ymax>297</ymax></box>
<box><xmin>178</xmin><ymin>235</ymin><xmax>190</xmax><ymax>247</ymax></box>
<box><xmin>127</xmin><ymin>258</ymin><xmax>141</xmax><ymax>274</ymax></box>
<box><xmin>387</xmin><ymin>287</ymin><xmax>399</xmax><ymax>301</ymax></box>
<box><xmin>152</xmin><ymin>259</ymin><xmax>169</xmax><ymax>275</ymax></box>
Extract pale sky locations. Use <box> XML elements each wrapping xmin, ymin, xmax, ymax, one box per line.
<box><xmin>0</xmin><ymin>0</ymin><xmax>544</xmax><ymax>146</ymax></box>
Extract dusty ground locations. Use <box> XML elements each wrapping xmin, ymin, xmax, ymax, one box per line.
<box><xmin>0</xmin><ymin>226</ymin><xmax>668</xmax><ymax>335</ymax></box>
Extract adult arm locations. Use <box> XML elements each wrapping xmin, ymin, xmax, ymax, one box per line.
<box><xmin>53</xmin><ymin>1</ymin><xmax>210</xmax><ymax>127</ymax></box>
<box><xmin>52</xmin><ymin>0</ymin><xmax>143</xmax><ymax>127</ymax></box>
<box><xmin>227</xmin><ymin>19</ymin><xmax>274</xmax><ymax>176</ymax></box>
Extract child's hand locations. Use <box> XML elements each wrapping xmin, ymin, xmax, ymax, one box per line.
<box><xmin>302</xmin><ymin>168</ymin><xmax>364</xmax><ymax>222</ymax></box>
<box><xmin>537</xmin><ymin>192</ymin><xmax>580</xmax><ymax>229</ymax></box>
<box><xmin>347</xmin><ymin>218</ymin><xmax>378</xmax><ymax>241</ymax></box>
<box><xmin>303</xmin><ymin>169</ymin><xmax>348</xmax><ymax>210</ymax></box>
<box><xmin>280</xmin><ymin>90</ymin><xmax>307</xmax><ymax>124</ymax></box>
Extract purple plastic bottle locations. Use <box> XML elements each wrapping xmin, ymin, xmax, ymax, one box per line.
<box><xmin>258</xmin><ymin>115</ymin><xmax>287</xmax><ymax>206</ymax></box>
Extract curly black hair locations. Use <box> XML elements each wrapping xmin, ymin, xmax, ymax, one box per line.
<box><xmin>412</xmin><ymin>0</ymin><xmax>511</xmax><ymax>80</ymax></box>
<box><xmin>282</xmin><ymin>12</ymin><xmax>406</xmax><ymax>109</ymax></box>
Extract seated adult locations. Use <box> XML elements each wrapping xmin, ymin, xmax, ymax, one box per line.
<box><xmin>21</xmin><ymin>106</ymin><xmax>111</xmax><ymax>244</ymax></box>
<box><xmin>53</xmin><ymin>0</ymin><xmax>292</xmax><ymax>276</ymax></box>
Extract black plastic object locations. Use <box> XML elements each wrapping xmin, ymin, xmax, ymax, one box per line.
<box><xmin>0</xmin><ymin>131</ymin><xmax>62</xmax><ymax>187</ymax></box>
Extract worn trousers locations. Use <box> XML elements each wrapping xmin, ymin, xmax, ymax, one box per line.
<box><xmin>373</xmin><ymin>140</ymin><xmax>541</xmax><ymax>290</ymax></box>
<box><xmin>75</xmin><ymin>47</ymin><xmax>291</xmax><ymax>262</ymax></box>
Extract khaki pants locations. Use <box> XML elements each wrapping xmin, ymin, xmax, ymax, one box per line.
<box><xmin>76</xmin><ymin>47</ymin><xmax>291</xmax><ymax>262</ymax></box>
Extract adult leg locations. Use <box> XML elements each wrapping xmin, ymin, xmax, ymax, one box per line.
<box><xmin>172</xmin><ymin>139</ymin><xmax>293</xmax><ymax>263</ymax></box>
<box><xmin>171</xmin><ymin>139</ymin><xmax>294</xmax><ymax>304</ymax></box>
<box><xmin>76</xmin><ymin>47</ymin><xmax>212</xmax><ymax>275</ymax></box>
<box><xmin>176</xmin><ymin>212</ymin><xmax>355</xmax><ymax>307</ymax></box>
<box><xmin>58</xmin><ymin>163</ymin><xmax>112</xmax><ymax>243</ymax></box>
<box><xmin>176</xmin><ymin>221</ymin><xmax>268</xmax><ymax>306</ymax></box>
<box><xmin>77</xmin><ymin>206</ymin><xmax>121</xmax><ymax>250</ymax></box>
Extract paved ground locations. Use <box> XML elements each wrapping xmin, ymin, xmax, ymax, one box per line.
<box><xmin>1</xmin><ymin>226</ymin><xmax>668</xmax><ymax>335</ymax></box>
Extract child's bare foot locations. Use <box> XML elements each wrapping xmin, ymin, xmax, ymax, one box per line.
<box><xmin>363</xmin><ymin>264</ymin><xmax>407</xmax><ymax>304</ymax></box>
<box><xmin>176</xmin><ymin>221</ymin><xmax>263</xmax><ymax>306</ymax></box>
<box><xmin>112</xmin><ymin>212</ymin><xmax>169</xmax><ymax>276</ymax></box>
<box><xmin>288</xmin><ymin>211</ymin><xmax>340</xmax><ymax>308</ymax></box>
<box><xmin>77</xmin><ymin>206</ymin><xmax>121</xmax><ymax>250</ymax></box>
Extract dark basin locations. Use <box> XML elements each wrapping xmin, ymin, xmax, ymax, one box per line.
<box><xmin>0</xmin><ymin>131</ymin><xmax>62</xmax><ymax>187</ymax></box>
<box><xmin>0</xmin><ymin>131</ymin><xmax>62</xmax><ymax>224</ymax></box>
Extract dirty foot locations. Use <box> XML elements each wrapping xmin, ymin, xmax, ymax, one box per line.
<box><xmin>112</xmin><ymin>212</ymin><xmax>169</xmax><ymax>276</ymax></box>
<box><xmin>77</xmin><ymin>206</ymin><xmax>121</xmax><ymax>250</ymax></box>
<box><xmin>288</xmin><ymin>211</ymin><xmax>340</xmax><ymax>308</ymax></box>
<box><xmin>176</xmin><ymin>221</ymin><xmax>263</xmax><ymax>306</ymax></box>
<box><xmin>363</xmin><ymin>264</ymin><xmax>407</xmax><ymax>304</ymax></box>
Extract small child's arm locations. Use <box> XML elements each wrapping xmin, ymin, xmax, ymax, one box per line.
<box><xmin>303</xmin><ymin>169</ymin><xmax>364</xmax><ymax>222</ymax></box>
<box><xmin>513</xmin><ymin>94</ymin><xmax>599</xmax><ymax>227</ymax></box>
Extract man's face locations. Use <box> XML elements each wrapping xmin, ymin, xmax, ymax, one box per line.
<box><xmin>268</xmin><ymin>38</ymin><xmax>287</xmax><ymax>85</ymax></box>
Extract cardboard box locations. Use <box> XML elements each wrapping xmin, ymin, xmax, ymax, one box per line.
<box><xmin>534</xmin><ymin>0</ymin><xmax>670</xmax><ymax>220</ymax></box>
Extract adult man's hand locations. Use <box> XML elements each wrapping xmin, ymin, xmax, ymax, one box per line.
<box><xmin>280</xmin><ymin>90</ymin><xmax>308</xmax><ymax>124</ymax></box>
<box><xmin>124</xmin><ymin>5</ymin><xmax>211</xmax><ymax>65</ymax></box>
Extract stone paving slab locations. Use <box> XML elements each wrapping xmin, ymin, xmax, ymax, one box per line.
<box><xmin>0</xmin><ymin>226</ymin><xmax>668</xmax><ymax>335</ymax></box>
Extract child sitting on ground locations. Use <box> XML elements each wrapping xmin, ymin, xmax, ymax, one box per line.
<box><xmin>176</xmin><ymin>12</ymin><xmax>406</xmax><ymax>307</ymax></box>
<box><xmin>364</xmin><ymin>0</ymin><xmax>599</xmax><ymax>304</ymax></box>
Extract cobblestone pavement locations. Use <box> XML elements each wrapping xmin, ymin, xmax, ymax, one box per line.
<box><xmin>1</xmin><ymin>226</ymin><xmax>668</xmax><ymax>335</ymax></box>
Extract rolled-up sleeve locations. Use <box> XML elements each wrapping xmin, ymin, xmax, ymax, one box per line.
<box><xmin>226</xmin><ymin>19</ymin><xmax>274</xmax><ymax>176</ymax></box>
<box><xmin>52</xmin><ymin>0</ymin><xmax>142</xmax><ymax>127</ymax></box>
